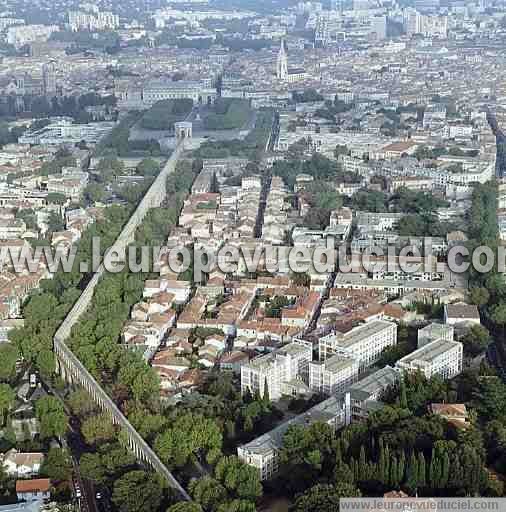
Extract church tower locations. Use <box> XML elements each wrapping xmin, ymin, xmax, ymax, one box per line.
<box><xmin>276</xmin><ymin>39</ymin><xmax>288</xmax><ymax>80</ymax></box>
<box><xmin>42</xmin><ymin>62</ymin><xmax>57</xmax><ymax>96</ymax></box>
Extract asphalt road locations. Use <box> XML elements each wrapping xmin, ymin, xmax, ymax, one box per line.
<box><xmin>40</xmin><ymin>379</ymin><xmax>100</xmax><ymax>512</ymax></box>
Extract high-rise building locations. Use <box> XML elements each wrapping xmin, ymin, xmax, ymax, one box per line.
<box><xmin>370</xmin><ymin>15</ymin><xmax>387</xmax><ymax>40</ymax></box>
<box><xmin>404</xmin><ymin>9</ymin><xmax>447</xmax><ymax>37</ymax></box>
<box><xmin>240</xmin><ymin>340</ymin><xmax>313</xmax><ymax>400</ymax></box>
<box><xmin>319</xmin><ymin>320</ymin><xmax>397</xmax><ymax>371</ymax></box>
<box><xmin>396</xmin><ymin>338</ymin><xmax>463</xmax><ymax>380</ymax></box>
<box><xmin>309</xmin><ymin>354</ymin><xmax>359</xmax><ymax>395</ymax></box>
<box><xmin>42</xmin><ymin>62</ymin><xmax>57</xmax><ymax>96</ymax></box>
<box><xmin>276</xmin><ymin>39</ymin><xmax>288</xmax><ymax>80</ymax></box>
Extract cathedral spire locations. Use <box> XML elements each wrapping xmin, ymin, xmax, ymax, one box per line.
<box><xmin>276</xmin><ymin>38</ymin><xmax>288</xmax><ymax>80</ymax></box>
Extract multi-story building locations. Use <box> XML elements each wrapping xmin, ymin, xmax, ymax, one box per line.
<box><xmin>309</xmin><ymin>354</ymin><xmax>359</xmax><ymax>395</ymax></box>
<box><xmin>396</xmin><ymin>338</ymin><xmax>463</xmax><ymax>380</ymax></box>
<box><xmin>68</xmin><ymin>9</ymin><xmax>119</xmax><ymax>31</ymax></box>
<box><xmin>238</xmin><ymin>393</ymin><xmax>350</xmax><ymax>480</ymax></box>
<box><xmin>355</xmin><ymin>211</ymin><xmax>405</xmax><ymax>231</ymax></box>
<box><xmin>404</xmin><ymin>10</ymin><xmax>447</xmax><ymax>38</ymax></box>
<box><xmin>241</xmin><ymin>340</ymin><xmax>313</xmax><ymax>400</ymax></box>
<box><xmin>6</xmin><ymin>24</ymin><xmax>58</xmax><ymax>47</ymax></box>
<box><xmin>42</xmin><ymin>63</ymin><xmax>57</xmax><ymax>96</ymax></box>
<box><xmin>417</xmin><ymin>323</ymin><xmax>454</xmax><ymax>347</ymax></box>
<box><xmin>141</xmin><ymin>79</ymin><xmax>217</xmax><ymax>107</ymax></box>
<box><xmin>348</xmin><ymin>365</ymin><xmax>399</xmax><ymax>421</ymax></box>
<box><xmin>318</xmin><ymin>320</ymin><xmax>397</xmax><ymax>371</ymax></box>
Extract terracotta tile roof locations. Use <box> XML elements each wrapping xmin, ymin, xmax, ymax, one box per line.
<box><xmin>16</xmin><ymin>478</ymin><xmax>50</xmax><ymax>493</ymax></box>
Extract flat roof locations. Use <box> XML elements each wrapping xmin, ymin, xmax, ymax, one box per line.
<box><xmin>349</xmin><ymin>365</ymin><xmax>399</xmax><ymax>401</ymax></box>
<box><xmin>239</xmin><ymin>395</ymin><xmax>345</xmax><ymax>455</ymax></box>
<box><xmin>397</xmin><ymin>338</ymin><xmax>462</xmax><ymax>366</ymax></box>
<box><xmin>321</xmin><ymin>320</ymin><xmax>394</xmax><ymax>350</ymax></box>
<box><xmin>247</xmin><ymin>342</ymin><xmax>311</xmax><ymax>371</ymax></box>
<box><xmin>323</xmin><ymin>354</ymin><xmax>357</xmax><ymax>373</ymax></box>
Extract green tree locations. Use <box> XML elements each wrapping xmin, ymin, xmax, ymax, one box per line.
<box><xmin>469</xmin><ymin>287</ymin><xmax>490</xmax><ymax>307</ymax></box>
<box><xmin>417</xmin><ymin>452</ymin><xmax>426</xmax><ymax>488</ymax></box>
<box><xmin>491</xmin><ymin>303</ymin><xmax>506</xmax><ymax>346</ymax></box>
<box><xmin>36</xmin><ymin>396</ymin><xmax>67</xmax><ymax>439</ymax></box>
<box><xmin>0</xmin><ymin>384</ymin><xmax>15</xmax><ymax>426</ymax></box>
<box><xmin>167</xmin><ymin>504</ymin><xmax>203</xmax><ymax>512</ymax></box>
<box><xmin>214</xmin><ymin>456</ymin><xmax>262</xmax><ymax>501</ymax></box>
<box><xmin>84</xmin><ymin>183</ymin><xmax>106</xmax><ymax>204</ymax></box>
<box><xmin>46</xmin><ymin>192</ymin><xmax>67</xmax><ymax>205</ymax></box>
<box><xmin>82</xmin><ymin>413</ymin><xmax>116</xmax><ymax>445</ymax></box>
<box><xmin>112</xmin><ymin>470</ymin><xmax>162</xmax><ymax>512</ymax></box>
<box><xmin>36</xmin><ymin>349</ymin><xmax>55</xmax><ymax>379</ymax></box>
<box><xmin>80</xmin><ymin>453</ymin><xmax>107</xmax><ymax>485</ymax></box>
<box><xmin>136</xmin><ymin>158</ymin><xmax>160</xmax><ymax>177</ymax></box>
<box><xmin>461</xmin><ymin>325</ymin><xmax>491</xmax><ymax>357</ymax></box>
<box><xmin>293</xmin><ymin>483</ymin><xmax>361</xmax><ymax>512</ymax></box>
<box><xmin>0</xmin><ymin>344</ymin><xmax>18</xmax><ymax>382</ymax></box>
<box><xmin>189</xmin><ymin>476</ymin><xmax>227</xmax><ymax>511</ymax></box>
<box><xmin>67</xmin><ymin>389</ymin><xmax>97</xmax><ymax>418</ymax></box>
<box><xmin>405</xmin><ymin>451</ymin><xmax>419</xmax><ymax>492</ymax></box>
<box><xmin>216</xmin><ymin>500</ymin><xmax>256</xmax><ymax>512</ymax></box>
<box><xmin>399</xmin><ymin>378</ymin><xmax>408</xmax><ymax>409</ymax></box>
<box><xmin>41</xmin><ymin>447</ymin><xmax>72</xmax><ymax>481</ymax></box>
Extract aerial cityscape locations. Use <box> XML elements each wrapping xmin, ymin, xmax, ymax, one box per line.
<box><xmin>1</xmin><ymin>0</ymin><xmax>506</xmax><ymax>510</ymax></box>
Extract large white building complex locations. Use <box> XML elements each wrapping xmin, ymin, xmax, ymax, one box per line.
<box><xmin>348</xmin><ymin>365</ymin><xmax>399</xmax><ymax>421</ymax></box>
<box><xmin>318</xmin><ymin>320</ymin><xmax>397</xmax><ymax>371</ymax></box>
<box><xmin>309</xmin><ymin>354</ymin><xmax>359</xmax><ymax>395</ymax></box>
<box><xmin>238</xmin><ymin>394</ymin><xmax>350</xmax><ymax>481</ymax></box>
<box><xmin>240</xmin><ymin>340</ymin><xmax>313</xmax><ymax>400</ymax></box>
<box><xmin>396</xmin><ymin>339</ymin><xmax>463</xmax><ymax>380</ymax></box>
<box><xmin>396</xmin><ymin>322</ymin><xmax>463</xmax><ymax>380</ymax></box>
<box><xmin>116</xmin><ymin>79</ymin><xmax>217</xmax><ymax>109</ymax></box>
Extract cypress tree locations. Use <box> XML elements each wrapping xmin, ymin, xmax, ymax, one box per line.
<box><xmin>390</xmin><ymin>455</ymin><xmax>399</xmax><ymax>488</ymax></box>
<box><xmin>429</xmin><ymin>450</ymin><xmax>442</xmax><ymax>489</ymax></box>
<box><xmin>398</xmin><ymin>450</ymin><xmax>406</xmax><ymax>485</ymax></box>
<box><xmin>399</xmin><ymin>378</ymin><xmax>408</xmax><ymax>409</ymax></box>
<box><xmin>449</xmin><ymin>454</ymin><xmax>463</xmax><ymax>490</ymax></box>
<box><xmin>378</xmin><ymin>441</ymin><xmax>386</xmax><ymax>484</ymax></box>
<box><xmin>429</xmin><ymin>449</ymin><xmax>436</xmax><ymax>488</ymax></box>
<box><xmin>243</xmin><ymin>414</ymin><xmax>254</xmax><ymax>432</ymax></box>
<box><xmin>384</xmin><ymin>445</ymin><xmax>391</xmax><ymax>486</ymax></box>
<box><xmin>440</xmin><ymin>452</ymin><xmax>450</xmax><ymax>489</ymax></box>
<box><xmin>417</xmin><ymin>452</ymin><xmax>426</xmax><ymax>488</ymax></box>
<box><xmin>359</xmin><ymin>445</ymin><xmax>367</xmax><ymax>479</ymax></box>
<box><xmin>406</xmin><ymin>452</ymin><xmax>419</xmax><ymax>492</ymax></box>
<box><xmin>350</xmin><ymin>456</ymin><xmax>358</xmax><ymax>482</ymax></box>
<box><xmin>263</xmin><ymin>376</ymin><xmax>270</xmax><ymax>405</ymax></box>
<box><xmin>336</xmin><ymin>443</ymin><xmax>343</xmax><ymax>465</ymax></box>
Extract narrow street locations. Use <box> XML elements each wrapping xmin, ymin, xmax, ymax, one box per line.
<box><xmin>41</xmin><ymin>379</ymin><xmax>99</xmax><ymax>512</ymax></box>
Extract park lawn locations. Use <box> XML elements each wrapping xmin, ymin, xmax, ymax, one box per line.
<box><xmin>203</xmin><ymin>99</ymin><xmax>251</xmax><ymax>130</ymax></box>
<box><xmin>140</xmin><ymin>99</ymin><xmax>193</xmax><ymax>130</ymax></box>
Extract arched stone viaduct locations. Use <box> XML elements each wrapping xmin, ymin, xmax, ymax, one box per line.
<box><xmin>53</xmin><ymin>134</ymin><xmax>192</xmax><ymax>500</ymax></box>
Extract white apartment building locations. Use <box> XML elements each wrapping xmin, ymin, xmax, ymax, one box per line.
<box><xmin>404</xmin><ymin>10</ymin><xmax>447</xmax><ymax>38</ymax></box>
<box><xmin>7</xmin><ymin>24</ymin><xmax>58</xmax><ymax>47</ymax></box>
<box><xmin>68</xmin><ymin>10</ymin><xmax>119</xmax><ymax>31</ymax></box>
<box><xmin>19</xmin><ymin>121</ymin><xmax>115</xmax><ymax>145</ymax></box>
<box><xmin>348</xmin><ymin>365</ymin><xmax>399</xmax><ymax>420</ymax></box>
<box><xmin>355</xmin><ymin>211</ymin><xmax>405</xmax><ymax>231</ymax></box>
<box><xmin>238</xmin><ymin>394</ymin><xmax>349</xmax><ymax>480</ymax></box>
<box><xmin>396</xmin><ymin>338</ymin><xmax>463</xmax><ymax>380</ymax></box>
<box><xmin>309</xmin><ymin>354</ymin><xmax>359</xmax><ymax>395</ymax></box>
<box><xmin>417</xmin><ymin>323</ymin><xmax>454</xmax><ymax>348</ymax></box>
<box><xmin>241</xmin><ymin>340</ymin><xmax>313</xmax><ymax>400</ymax></box>
<box><xmin>318</xmin><ymin>320</ymin><xmax>397</xmax><ymax>371</ymax></box>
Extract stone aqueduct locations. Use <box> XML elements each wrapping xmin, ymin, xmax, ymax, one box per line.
<box><xmin>53</xmin><ymin>136</ymin><xmax>191</xmax><ymax>500</ymax></box>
